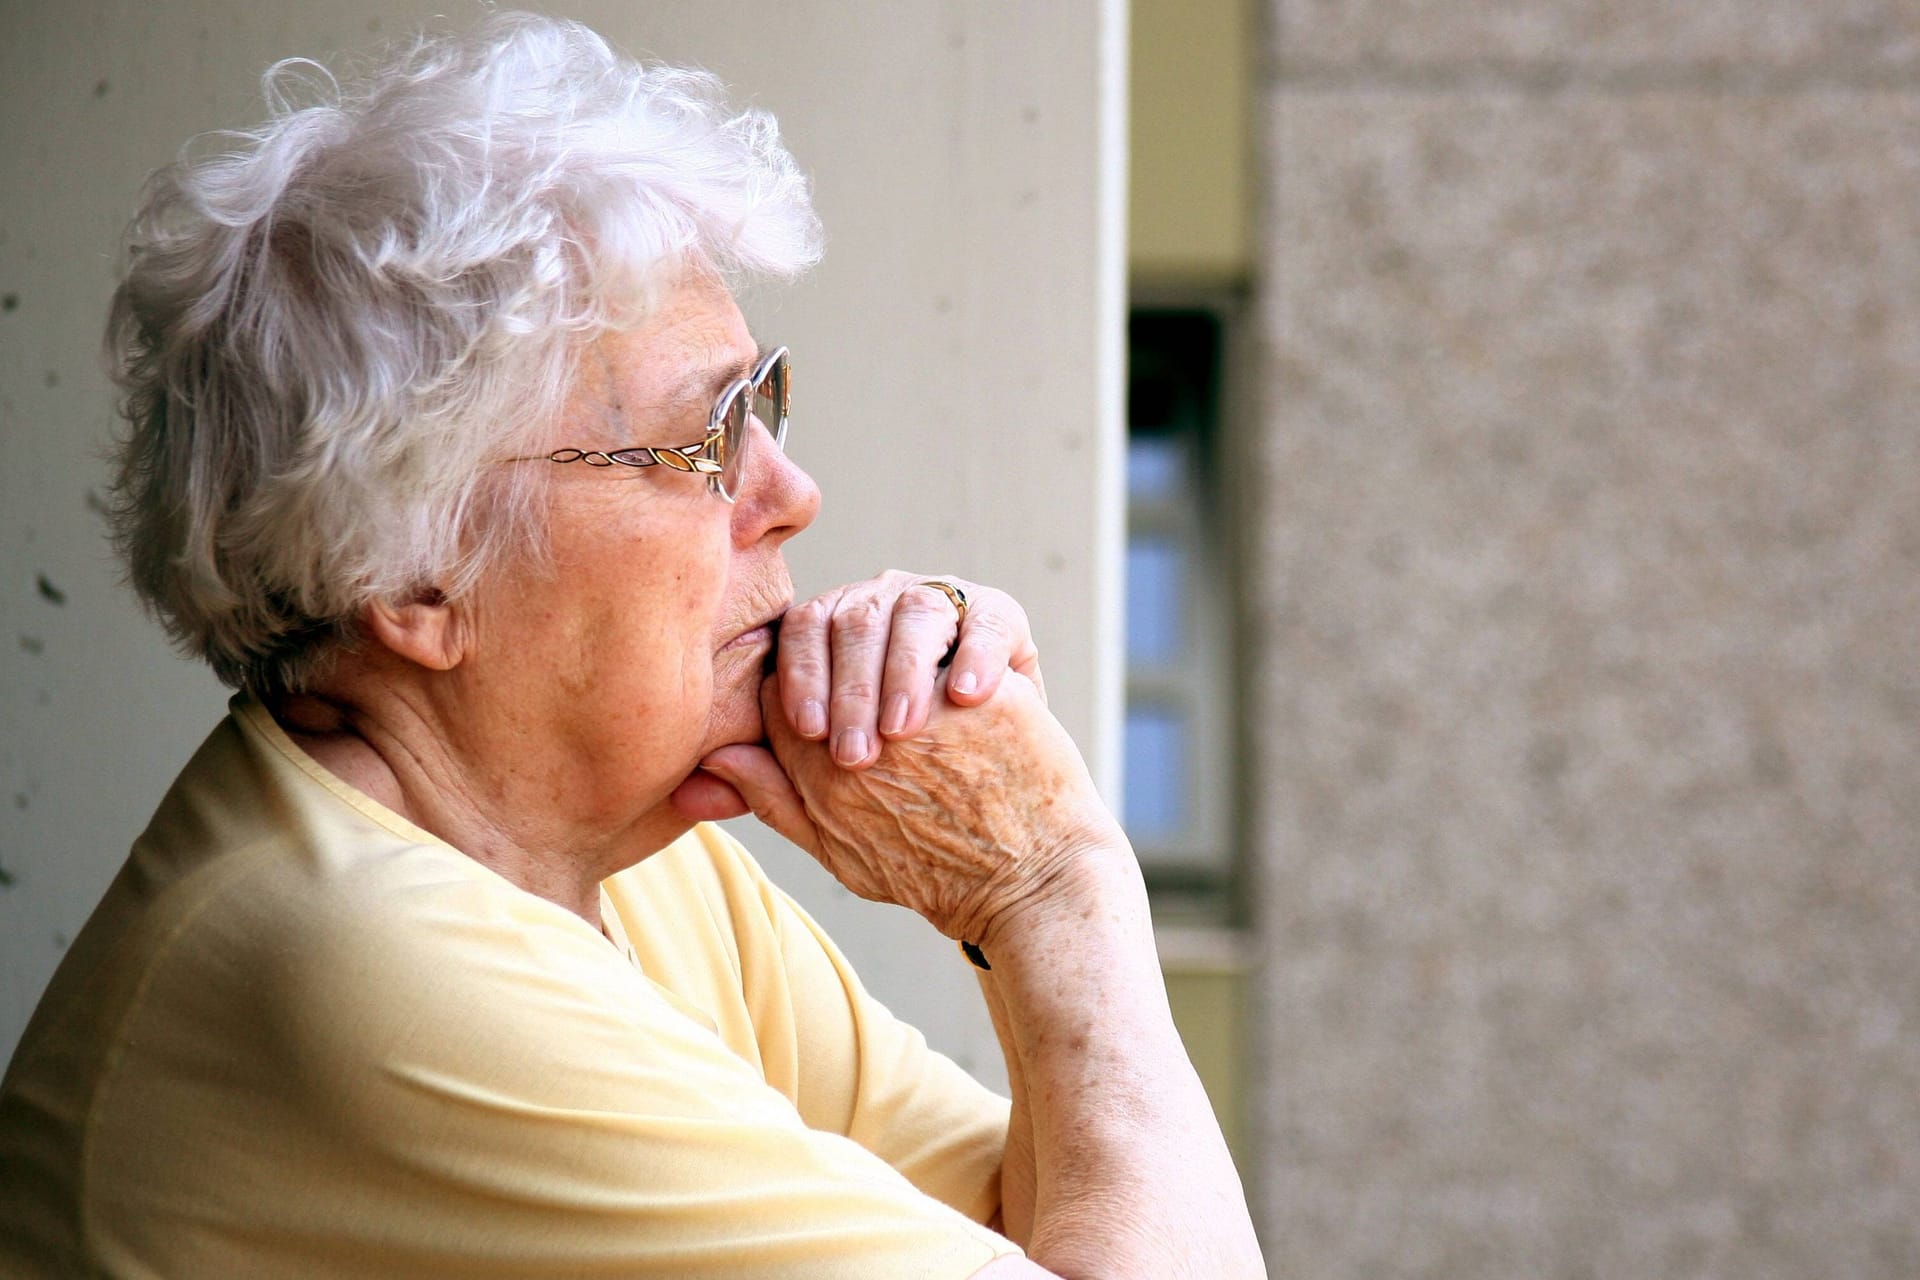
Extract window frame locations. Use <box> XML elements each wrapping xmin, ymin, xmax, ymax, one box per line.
<box><xmin>1123</xmin><ymin>288</ymin><xmax>1253</xmax><ymax>925</ymax></box>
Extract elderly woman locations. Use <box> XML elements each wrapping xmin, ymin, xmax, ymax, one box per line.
<box><xmin>0</xmin><ymin>14</ymin><xmax>1259</xmax><ymax>1279</ymax></box>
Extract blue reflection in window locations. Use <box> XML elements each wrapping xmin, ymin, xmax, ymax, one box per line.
<box><xmin>1123</xmin><ymin>705</ymin><xmax>1187</xmax><ymax>840</ymax></box>
<box><xmin>1128</xmin><ymin>435</ymin><xmax>1186</xmax><ymax>503</ymax></box>
<box><xmin>1126</xmin><ymin>536</ymin><xmax>1184</xmax><ymax>665</ymax></box>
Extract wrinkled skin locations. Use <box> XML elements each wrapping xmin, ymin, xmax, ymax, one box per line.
<box><xmin>703</xmin><ymin>669</ymin><xmax>1120</xmax><ymax>944</ymax></box>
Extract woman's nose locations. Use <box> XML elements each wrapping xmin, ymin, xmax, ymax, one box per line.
<box><xmin>733</xmin><ymin>417</ymin><xmax>820</xmax><ymax>548</ymax></box>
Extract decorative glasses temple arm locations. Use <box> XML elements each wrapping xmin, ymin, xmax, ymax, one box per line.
<box><xmin>521</xmin><ymin>434</ymin><xmax>724</xmax><ymax>475</ymax></box>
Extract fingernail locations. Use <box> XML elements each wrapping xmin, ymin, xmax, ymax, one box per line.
<box><xmin>834</xmin><ymin>728</ymin><xmax>869</xmax><ymax>766</ymax></box>
<box><xmin>881</xmin><ymin>693</ymin><xmax>910</xmax><ymax>737</ymax></box>
<box><xmin>798</xmin><ymin>699</ymin><xmax>826</xmax><ymax>738</ymax></box>
<box><xmin>952</xmin><ymin>671</ymin><xmax>979</xmax><ymax>697</ymax></box>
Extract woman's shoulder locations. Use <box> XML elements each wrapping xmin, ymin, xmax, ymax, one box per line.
<box><xmin>4</xmin><ymin>697</ymin><xmax>643</xmax><ymax>1114</ymax></box>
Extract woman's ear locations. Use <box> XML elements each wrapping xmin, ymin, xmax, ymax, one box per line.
<box><xmin>360</xmin><ymin>589</ymin><xmax>466</xmax><ymax>672</ymax></box>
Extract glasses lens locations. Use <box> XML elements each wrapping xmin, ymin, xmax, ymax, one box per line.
<box><xmin>754</xmin><ymin>350</ymin><xmax>790</xmax><ymax>452</ymax></box>
<box><xmin>715</xmin><ymin>383</ymin><xmax>751</xmax><ymax>501</ymax></box>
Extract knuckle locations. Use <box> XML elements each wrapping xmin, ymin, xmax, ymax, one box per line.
<box><xmin>964</xmin><ymin>608</ymin><xmax>1013</xmax><ymax>642</ymax></box>
<box><xmin>786</xmin><ymin>596</ymin><xmax>832</xmax><ymax>628</ymax></box>
<box><xmin>830</xmin><ymin>680</ymin><xmax>880</xmax><ymax>708</ymax></box>
<box><xmin>891</xmin><ymin>593</ymin><xmax>944</xmax><ymax>625</ymax></box>
<box><xmin>833</xmin><ymin>595</ymin><xmax>889</xmax><ymax>640</ymax></box>
<box><xmin>883</xmin><ymin>642</ymin><xmax>931</xmax><ymax>676</ymax></box>
<box><xmin>783</xmin><ymin>652</ymin><xmax>828</xmax><ymax>683</ymax></box>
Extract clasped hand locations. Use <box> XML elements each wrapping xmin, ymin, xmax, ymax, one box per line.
<box><xmin>694</xmin><ymin>571</ymin><xmax>1121</xmax><ymax>943</ymax></box>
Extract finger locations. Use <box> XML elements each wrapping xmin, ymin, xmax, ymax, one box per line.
<box><xmin>825</xmin><ymin>589</ymin><xmax>891</xmax><ymax>769</ymax></box>
<box><xmin>698</xmin><ymin>741</ymin><xmax>820</xmax><ymax>852</ymax></box>
<box><xmin>776</xmin><ymin>591</ymin><xmax>838</xmax><ymax>740</ymax></box>
<box><xmin>759</xmin><ymin>671</ymin><xmax>825</xmax><ymax>767</ymax></box>
<box><xmin>878</xmin><ymin>585</ymin><xmax>965</xmax><ymax>740</ymax></box>
<box><xmin>667</xmin><ymin>768</ymin><xmax>751</xmax><ymax>822</ymax></box>
<box><xmin>945</xmin><ymin>587</ymin><xmax>1041</xmax><ymax>707</ymax></box>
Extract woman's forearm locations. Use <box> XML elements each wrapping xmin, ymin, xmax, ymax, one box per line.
<box><xmin>977</xmin><ymin>969</ymin><xmax>1036</xmax><ymax>1244</ymax></box>
<box><xmin>975</xmin><ymin>852</ymin><xmax>1263</xmax><ymax>1279</ymax></box>
<box><xmin>714</xmin><ymin>668</ymin><xmax>1253</xmax><ymax>1273</ymax></box>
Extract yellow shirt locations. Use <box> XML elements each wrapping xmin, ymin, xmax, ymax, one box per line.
<box><xmin>0</xmin><ymin>696</ymin><xmax>1019</xmax><ymax>1277</ymax></box>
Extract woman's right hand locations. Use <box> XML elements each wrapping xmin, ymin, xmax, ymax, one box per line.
<box><xmin>707</xmin><ymin>671</ymin><xmax>1265</xmax><ymax>1280</ymax></box>
<box><xmin>699</xmin><ymin>670</ymin><xmax>1124</xmax><ymax>944</ymax></box>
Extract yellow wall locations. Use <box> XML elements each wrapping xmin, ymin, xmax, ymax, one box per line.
<box><xmin>1129</xmin><ymin>0</ymin><xmax>1254</xmax><ymax>285</ymax></box>
<box><xmin>1165</xmin><ymin>965</ymin><xmax>1249</xmax><ymax>1170</ymax></box>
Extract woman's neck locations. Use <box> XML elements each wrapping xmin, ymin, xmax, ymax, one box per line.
<box><xmin>261</xmin><ymin>683</ymin><xmax>618</xmax><ymax>926</ymax></box>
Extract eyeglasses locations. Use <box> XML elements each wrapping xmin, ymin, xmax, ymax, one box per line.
<box><xmin>518</xmin><ymin>346</ymin><xmax>790</xmax><ymax>503</ymax></box>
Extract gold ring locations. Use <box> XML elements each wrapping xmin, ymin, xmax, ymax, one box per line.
<box><xmin>917</xmin><ymin>579</ymin><xmax>969</xmax><ymax>666</ymax></box>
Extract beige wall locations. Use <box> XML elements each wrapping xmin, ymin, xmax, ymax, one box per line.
<box><xmin>1253</xmin><ymin>3</ymin><xmax>1920</xmax><ymax>1274</ymax></box>
<box><xmin>0</xmin><ymin>1</ymin><xmax>1127</xmax><ymax>1081</ymax></box>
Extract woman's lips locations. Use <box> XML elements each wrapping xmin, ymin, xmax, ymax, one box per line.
<box><xmin>721</xmin><ymin>614</ymin><xmax>782</xmax><ymax>673</ymax></box>
<box><xmin>722</xmin><ymin>623</ymin><xmax>770</xmax><ymax>650</ymax></box>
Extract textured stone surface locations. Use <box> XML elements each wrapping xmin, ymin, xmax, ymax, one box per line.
<box><xmin>1273</xmin><ymin>1</ymin><xmax>1920</xmax><ymax>74</ymax></box>
<box><xmin>1250</xmin><ymin>86</ymin><xmax>1920</xmax><ymax>1278</ymax></box>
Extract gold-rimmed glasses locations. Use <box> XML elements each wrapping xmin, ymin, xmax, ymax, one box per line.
<box><xmin>518</xmin><ymin>346</ymin><xmax>790</xmax><ymax>502</ymax></box>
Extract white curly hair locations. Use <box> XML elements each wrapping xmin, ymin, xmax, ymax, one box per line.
<box><xmin>106</xmin><ymin>11</ymin><xmax>822</xmax><ymax>692</ymax></box>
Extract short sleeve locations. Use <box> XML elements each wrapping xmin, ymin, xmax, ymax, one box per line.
<box><xmin>763</xmin><ymin>875</ymin><xmax>1014</xmax><ymax>1221</ymax></box>
<box><xmin>601</xmin><ymin>826</ymin><xmax>1014</xmax><ymax>1226</ymax></box>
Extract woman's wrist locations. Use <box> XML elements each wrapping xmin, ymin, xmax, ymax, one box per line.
<box><xmin>972</xmin><ymin>841</ymin><xmax>1150</xmax><ymax>967</ymax></box>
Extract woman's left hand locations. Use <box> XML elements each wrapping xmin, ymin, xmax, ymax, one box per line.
<box><xmin>667</xmin><ymin>572</ymin><xmax>1041</xmax><ymax>823</ymax></box>
<box><xmin>772</xmin><ymin>571</ymin><xmax>1043</xmax><ymax>770</ymax></box>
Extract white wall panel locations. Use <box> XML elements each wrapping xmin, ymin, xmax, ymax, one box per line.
<box><xmin>0</xmin><ymin>0</ymin><xmax>1125</xmax><ymax>1081</ymax></box>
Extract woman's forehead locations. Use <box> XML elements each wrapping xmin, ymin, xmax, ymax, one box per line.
<box><xmin>575</xmin><ymin>280</ymin><xmax>758</xmax><ymax>430</ymax></box>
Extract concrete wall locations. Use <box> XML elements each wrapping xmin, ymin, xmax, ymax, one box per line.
<box><xmin>0</xmin><ymin>1</ymin><xmax>1127</xmax><ymax>1084</ymax></box>
<box><xmin>1251</xmin><ymin>4</ymin><xmax>1920</xmax><ymax>1275</ymax></box>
